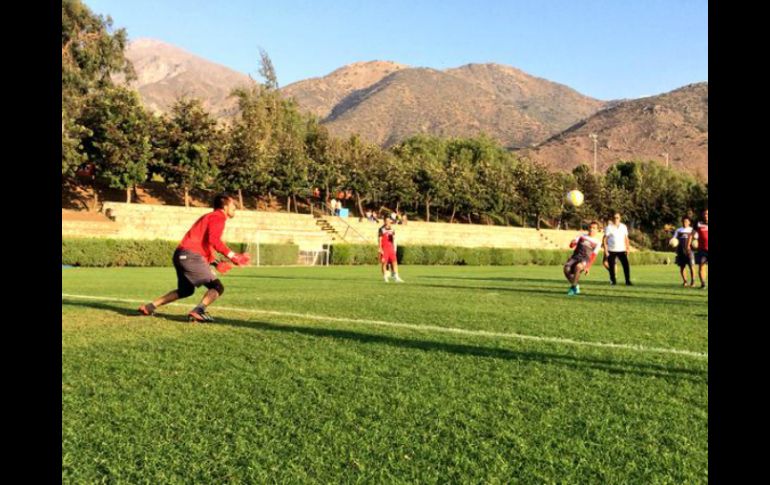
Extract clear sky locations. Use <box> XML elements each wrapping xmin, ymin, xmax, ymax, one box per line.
<box><xmin>83</xmin><ymin>0</ymin><xmax>708</xmax><ymax>101</ymax></box>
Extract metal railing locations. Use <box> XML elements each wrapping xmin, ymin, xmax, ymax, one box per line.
<box><xmin>314</xmin><ymin>201</ymin><xmax>370</xmax><ymax>244</ymax></box>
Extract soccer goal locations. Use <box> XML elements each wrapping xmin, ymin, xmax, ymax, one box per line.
<box><xmin>298</xmin><ymin>247</ymin><xmax>330</xmax><ymax>266</ymax></box>
<box><xmin>244</xmin><ymin>232</ymin><xmax>329</xmax><ymax>266</ymax></box>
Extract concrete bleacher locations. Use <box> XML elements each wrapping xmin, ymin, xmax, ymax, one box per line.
<box><xmin>62</xmin><ymin>203</ymin><xmax>623</xmax><ymax>253</ymax></box>
<box><xmin>63</xmin><ymin>203</ymin><xmax>333</xmax><ymax>251</ymax></box>
<box><xmin>322</xmin><ymin>217</ymin><xmax>578</xmax><ymax>250</ymax></box>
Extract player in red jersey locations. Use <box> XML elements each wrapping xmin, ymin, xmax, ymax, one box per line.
<box><xmin>563</xmin><ymin>221</ymin><xmax>602</xmax><ymax>296</ymax></box>
<box><xmin>137</xmin><ymin>194</ymin><xmax>250</xmax><ymax>322</ymax></box>
<box><xmin>378</xmin><ymin>216</ymin><xmax>403</xmax><ymax>283</ymax></box>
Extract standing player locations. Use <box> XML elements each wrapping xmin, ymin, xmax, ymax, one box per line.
<box><xmin>687</xmin><ymin>209</ymin><xmax>708</xmax><ymax>289</ymax></box>
<box><xmin>563</xmin><ymin>221</ymin><xmax>602</xmax><ymax>296</ymax></box>
<box><xmin>603</xmin><ymin>212</ymin><xmax>633</xmax><ymax>286</ymax></box>
<box><xmin>378</xmin><ymin>216</ymin><xmax>404</xmax><ymax>283</ymax></box>
<box><xmin>672</xmin><ymin>216</ymin><xmax>695</xmax><ymax>287</ymax></box>
<box><xmin>137</xmin><ymin>194</ymin><xmax>250</xmax><ymax>322</ymax></box>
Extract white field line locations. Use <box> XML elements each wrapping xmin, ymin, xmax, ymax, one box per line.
<box><xmin>61</xmin><ymin>293</ymin><xmax>708</xmax><ymax>359</ymax></box>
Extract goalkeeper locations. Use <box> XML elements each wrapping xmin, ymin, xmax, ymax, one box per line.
<box><xmin>138</xmin><ymin>193</ymin><xmax>250</xmax><ymax>322</ymax></box>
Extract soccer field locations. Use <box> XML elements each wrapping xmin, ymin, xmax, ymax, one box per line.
<box><xmin>62</xmin><ymin>265</ymin><xmax>708</xmax><ymax>483</ymax></box>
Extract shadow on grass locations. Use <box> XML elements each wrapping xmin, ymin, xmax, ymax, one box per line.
<box><xmin>419</xmin><ymin>275</ymin><xmax>709</xmax><ymax>296</ymax></box>
<box><xmin>63</xmin><ymin>299</ymin><xmax>708</xmax><ymax>384</ymax></box>
<box><xmin>414</xmin><ymin>282</ymin><xmax>705</xmax><ymax>307</ymax></box>
<box><xmin>226</xmin><ymin>274</ymin><xmax>355</xmax><ymax>282</ymax></box>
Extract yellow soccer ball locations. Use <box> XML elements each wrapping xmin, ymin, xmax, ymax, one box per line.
<box><xmin>669</xmin><ymin>237</ymin><xmax>679</xmax><ymax>248</ymax></box>
<box><xmin>565</xmin><ymin>190</ymin><xmax>584</xmax><ymax>207</ymax></box>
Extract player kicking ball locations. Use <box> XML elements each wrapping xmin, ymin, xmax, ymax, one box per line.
<box><xmin>378</xmin><ymin>217</ymin><xmax>404</xmax><ymax>282</ymax></box>
<box><xmin>563</xmin><ymin>221</ymin><xmax>602</xmax><ymax>296</ymax></box>
<box><xmin>137</xmin><ymin>194</ymin><xmax>250</xmax><ymax>322</ymax></box>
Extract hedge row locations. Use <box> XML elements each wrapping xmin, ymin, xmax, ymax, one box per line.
<box><xmin>62</xmin><ymin>238</ymin><xmax>672</xmax><ymax>267</ymax></box>
<box><xmin>330</xmin><ymin>244</ymin><xmax>672</xmax><ymax>266</ymax></box>
<box><xmin>62</xmin><ymin>238</ymin><xmax>299</xmax><ymax>267</ymax></box>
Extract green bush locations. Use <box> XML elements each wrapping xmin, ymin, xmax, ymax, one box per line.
<box><xmin>329</xmin><ymin>244</ymin><xmax>354</xmax><ymax>265</ymax></box>
<box><xmin>62</xmin><ymin>239</ymin><xmax>178</xmax><ymax>267</ymax></box>
<box><xmin>329</xmin><ymin>244</ymin><xmax>671</xmax><ymax>266</ymax></box>
<box><xmin>398</xmin><ymin>245</ymin><xmax>424</xmax><ymax>265</ymax></box>
<box><xmin>329</xmin><ymin>244</ymin><xmax>379</xmax><ymax>265</ymax></box>
<box><xmin>628</xmin><ymin>251</ymin><xmax>671</xmax><ymax>265</ymax></box>
<box><xmin>628</xmin><ymin>229</ymin><xmax>653</xmax><ymax>250</ymax></box>
<box><xmin>352</xmin><ymin>245</ymin><xmax>379</xmax><ymax>264</ymax></box>
<box><xmin>62</xmin><ymin>238</ymin><xmax>299</xmax><ymax>267</ymax></box>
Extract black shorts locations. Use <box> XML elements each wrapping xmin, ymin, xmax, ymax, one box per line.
<box><xmin>173</xmin><ymin>249</ymin><xmax>216</xmax><ymax>294</ymax></box>
<box><xmin>675</xmin><ymin>252</ymin><xmax>695</xmax><ymax>268</ymax></box>
<box><xmin>695</xmin><ymin>250</ymin><xmax>708</xmax><ymax>265</ymax></box>
<box><xmin>564</xmin><ymin>256</ymin><xmax>588</xmax><ymax>272</ymax></box>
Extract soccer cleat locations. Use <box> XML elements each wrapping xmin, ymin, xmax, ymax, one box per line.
<box><xmin>625</xmin><ymin>281</ymin><xmax>633</xmax><ymax>286</ymax></box>
<box><xmin>574</xmin><ymin>285</ymin><xmax>580</xmax><ymax>294</ymax></box>
<box><xmin>699</xmin><ymin>284</ymin><xmax>706</xmax><ymax>290</ymax></box>
<box><xmin>188</xmin><ymin>309</ymin><xmax>214</xmax><ymax>323</ymax></box>
<box><xmin>138</xmin><ymin>304</ymin><xmax>155</xmax><ymax>316</ymax></box>
<box><xmin>393</xmin><ymin>276</ymin><xmax>404</xmax><ymax>283</ymax></box>
<box><xmin>567</xmin><ymin>287</ymin><xmax>576</xmax><ymax>296</ymax></box>
<box><xmin>383</xmin><ymin>274</ymin><xmax>390</xmax><ymax>282</ymax></box>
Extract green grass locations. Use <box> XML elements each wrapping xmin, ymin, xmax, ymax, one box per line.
<box><xmin>62</xmin><ymin>265</ymin><xmax>707</xmax><ymax>484</ymax></box>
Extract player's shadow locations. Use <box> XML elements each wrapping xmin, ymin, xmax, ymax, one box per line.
<box><xmin>226</xmin><ymin>274</ymin><xmax>353</xmax><ymax>282</ymax></box>
<box><xmin>416</xmin><ymin>282</ymin><xmax>704</xmax><ymax>307</ymax></box>
<box><xmin>63</xmin><ymin>299</ymin><xmax>707</xmax><ymax>384</ymax></box>
<box><xmin>420</xmin><ymin>275</ymin><xmax>708</xmax><ymax>297</ymax></box>
<box><xmin>422</xmin><ymin>276</ymin><xmax>564</xmax><ymax>286</ymax></box>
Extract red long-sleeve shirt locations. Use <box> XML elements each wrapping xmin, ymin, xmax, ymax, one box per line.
<box><xmin>177</xmin><ymin>210</ymin><xmax>233</xmax><ymax>263</ymax></box>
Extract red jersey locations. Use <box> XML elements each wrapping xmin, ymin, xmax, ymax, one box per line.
<box><xmin>378</xmin><ymin>225</ymin><xmax>396</xmax><ymax>251</ymax></box>
<box><xmin>695</xmin><ymin>222</ymin><xmax>708</xmax><ymax>251</ymax></box>
<box><xmin>177</xmin><ymin>210</ymin><xmax>233</xmax><ymax>263</ymax></box>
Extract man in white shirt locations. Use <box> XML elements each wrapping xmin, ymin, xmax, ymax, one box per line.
<box><xmin>603</xmin><ymin>212</ymin><xmax>633</xmax><ymax>286</ymax></box>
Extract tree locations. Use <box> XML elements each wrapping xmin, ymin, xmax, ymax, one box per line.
<box><xmin>444</xmin><ymin>139</ymin><xmax>485</xmax><ymax>223</ymax></box>
<box><xmin>225</xmin><ymin>83</ymin><xmax>273</xmax><ymax>208</ymax></box>
<box><xmin>62</xmin><ymin>0</ymin><xmax>134</xmax><ymax>178</ymax></box>
<box><xmin>514</xmin><ymin>160</ymin><xmax>560</xmax><ymax>229</ymax></box>
<box><xmin>258</xmin><ymin>48</ymin><xmax>279</xmax><ymax>90</ymax></box>
<box><xmin>305</xmin><ymin>120</ymin><xmax>347</xmax><ymax>210</ymax></box>
<box><xmin>393</xmin><ymin>135</ymin><xmax>448</xmax><ymax>222</ymax></box>
<box><xmin>272</xmin><ymin>98</ymin><xmax>311</xmax><ymax>213</ymax></box>
<box><xmin>605</xmin><ymin>160</ymin><xmax>703</xmax><ymax>232</ymax></box>
<box><xmin>159</xmin><ymin>98</ymin><xmax>223</xmax><ymax>207</ymax></box>
<box><xmin>340</xmin><ymin>135</ymin><xmax>389</xmax><ymax>217</ymax></box>
<box><xmin>79</xmin><ymin>87</ymin><xmax>152</xmax><ymax>205</ymax></box>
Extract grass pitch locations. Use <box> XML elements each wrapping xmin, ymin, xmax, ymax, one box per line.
<box><xmin>62</xmin><ymin>265</ymin><xmax>707</xmax><ymax>483</ymax></box>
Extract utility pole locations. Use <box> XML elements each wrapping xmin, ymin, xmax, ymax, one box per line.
<box><xmin>589</xmin><ymin>133</ymin><xmax>598</xmax><ymax>174</ymax></box>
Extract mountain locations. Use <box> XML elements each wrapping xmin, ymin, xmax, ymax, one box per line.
<box><xmin>120</xmin><ymin>39</ymin><xmax>706</xmax><ymax>178</ymax></box>
<box><xmin>121</xmin><ymin>38</ymin><xmax>253</xmax><ymax>119</ymax></box>
<box><xmin>318</xmin><ymin>67</ymin><xmax>551</xmax><ymax>148</ymax></box>
<box><xmin>519</xmin><ymin>83</ymin><xmax>708</xmax><ymax>179</ymax></box>
<box><xmin>281</xmin><ymin>61</ymin><xmax>408</xmax><ymax>119</ymax></box>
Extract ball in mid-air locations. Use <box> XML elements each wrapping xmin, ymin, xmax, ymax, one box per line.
<box><xmin>565</xmin><ymin>190</ymin><xmax>584</xmax><ymax>207</ymax></box>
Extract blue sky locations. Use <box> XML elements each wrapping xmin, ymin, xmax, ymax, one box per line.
<box><xmin>84</xmin><ymin>0</ymin><xmax>708</xmax><ymax>101</ymax></box>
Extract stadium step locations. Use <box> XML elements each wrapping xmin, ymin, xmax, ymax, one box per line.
<box><xmin>315</xmin><ymin>218</ymin><xmax>341</xmax><ymax>241</ymax></box>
